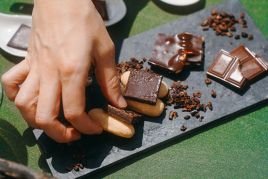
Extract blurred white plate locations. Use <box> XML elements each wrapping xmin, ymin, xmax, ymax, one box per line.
<box><xmin>104</xmin><ymin>0</ymin><xmax>127</xmax><ymax>27</ymax></box>
<box><xmin>160</xmin><ymin>0</ymin><xmax>199</xmax><ymax>6</ymax></box>
<box><xmin>0</xmin><ymin>0</ymin><xmax>126</xmax><ymax>57</ymax></box>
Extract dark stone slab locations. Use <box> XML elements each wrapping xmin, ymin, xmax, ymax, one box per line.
<box><xmin>32</xmin><ymin>0</ymin><xmax>268</xmax><ymax>178</ymax></box>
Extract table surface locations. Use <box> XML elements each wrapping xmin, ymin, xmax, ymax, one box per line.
<box><xmin>0</xmin><ymin>0</ymin><xmax>267</xmax><ymax>178</ymax></box>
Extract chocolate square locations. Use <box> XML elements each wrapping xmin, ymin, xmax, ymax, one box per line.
<box><xmin>206</xmin><ymin>50</ymin><xmax>248</xmax><ymax>90</ymax></box>
<box><xmin>103</xmin><ymin>103</ymin><xmax>143</xmax><ymax>124</ymax></box>
<box><xmin>92</xmin><ymin>0</ymin><xmax>109</xmax><ymax>21</ymax></box>
<box><xmin>7</xmin><ymin>24</ymin><xmax>31</xmax><ymax>51</ymax></box>
<box><xmin>148</xmin><ymin>33</ymin><xmax>203</xmax><ymax>73</ymax></box>
<box><xmin>124</xmin><ymin>70</ymin><xmax>163</xmax><ymax>105</ymax></box>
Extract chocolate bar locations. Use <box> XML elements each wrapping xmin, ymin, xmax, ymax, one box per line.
<box><xmin>124</xmin><ymin>70</ymin><xmax>163</xmax><ymax>105</ymax></box>
<box><xmin>230</xmin><ymin>45</ymin><xmax>268</xmax><ymax>83</ymax></box>
<box><xmin>7</xmin><ymin>24</ymin><xmax>31</xmax><ymax>51</ymax></box>
<box><xmin>148</xmin><ymin>33</ymin><xmax>203</xmax><ymax>73</ymax></box>
<box><xmin>206</xmin><ymin>50</ymin><xmax>248</xmax><ymax>90</ymax></box>
<box><xmin>103</xmin><ymin>103</ymin><xmax>143</xmax><ymax>124</ymax></box>
<box><xmin>92</xmin><ymin>0</ymin><xmax>109</xmax><ymax>21</ymax></box>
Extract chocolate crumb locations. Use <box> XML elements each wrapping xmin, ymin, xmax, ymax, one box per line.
<box><xmin>241</xmin><ymin>31</ymin><xmax>248</xmax><ymax>38</ymax></box>
<box><xmin>184</xmin><ymin>115</ymin><xmax>190</xmax><ymax>119</ymax></box>
<box><xmin>196</xmin><ymin>91</ymin><xmax>201</xmax><ymax>98</ymax></box>
<box><xmin>205</xmin><ymin>78</ymin><xmax>211</xmax><ymax>84</ymax></box>
<box><xmin>74</xmin><ymin>166</ymin><xmax>79</xmax><ymax>171</ymax></box>
<box><xmin>230</xmin><ymin>41</ymin><xmax>233</xmax><ymax>44</ymax></box>
<box><xmin>234</xmin><ymin>34</ymin><xmax>240</xmax><ymax>39</ymax></box>
<box><xmin>240</xmin><ymin>13</ymin><xmax>245</xmax><ymax>19</ymax></box>
<box><xmin>79</xmin><ymin>164</ymin><xmax>84</xmax><ymax>169</ymax></box>
<box><xmin>195</xmin><ymin>113</ymin><xmax>200</xmax><ymax>118</ymax></box>
<box><xmin>230</xmin><ymin>26</ymin><xmax>236</xmax><ymax>31</ymax></box>
<box><xmin>211</xmin><ymin>90</ymin><xmax>216</xmax><ymax>98</ymax></box>
<box><xmin>143</xmin><ymin>57</ymin><xmax>147</xmax><ymax>61</ymax></box>
<box><xmin>180</xmin><ymin>125</ymin><xmax>187</xmax><ymax>131</ymax></box>
<box><xmin>248</xmin><ymin>35</ymin><xmax>253</xmax><ymax>41</ymax></box>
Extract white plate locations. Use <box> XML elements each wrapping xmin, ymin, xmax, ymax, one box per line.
<box><xmin>104</xmin><ymin>0</ymin><xmax>127</xmax><ymax>27</ymax></box>
<box><xmin>0</xmin><ymin>0</ymin><xmax>126</xmax><ymax>57</ymax></box>
<box><xmin>160</xmin><ymin>0</ymin><xmax>200</xmax><ymax>6</ymax></box>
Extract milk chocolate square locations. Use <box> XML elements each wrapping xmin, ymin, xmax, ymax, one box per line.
<box><xmin>206</xmin><ymin>50</ymin><xmax>248</xmax><ymax>90</ymax></box>
<box><xmin>7</xmin><ymin>24</ymin><xmax>31</xmax><ymax>51</ymax></box>
<box><xmin>104</xmin><ymin>103</ymin><xmax>143</xmax><ymax>124</ymax></box>
<box><xmin>148</xmin><ymin>33</ymin><xmax>203</xmax><ymax>73</ymax></box>
<box><xmin>124</xmin><ymin>70</ymin><xmax>163</xmax><ymax>105</ymax></box>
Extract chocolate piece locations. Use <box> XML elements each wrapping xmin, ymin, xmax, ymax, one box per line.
<box><xmin>124</xmin><ymin>70</ymin><xmax>163</xmax><ymax>105</ymax></box>
<box><xmin>206</xmin><ymin>50</ymin><xmax>248</xmax><ymax>90</ymax></box>
<box><xmin>103</xmin><ymin>103</ymin><xmax>142</xmax><ymax>124</ymax></box>
<box><xmin>7</xmin><ymin>24</ymin><xmax>31</xmax><ymax>51</ymax></box>
<box><xmin>92</xmin><ymin>0</ymin><xmax>109</xmax><ymax>21</ymax></box>
<box><xmin>148</xmin><ymin>33</ymin><xmax>203</xmax><ymax>73</ymax></box>
<box><xmin>230</xmin><ymin>46</ymin><xmax>268</xmax><ymax>83</ymax></box>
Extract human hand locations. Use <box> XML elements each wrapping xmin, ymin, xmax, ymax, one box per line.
<box><xmin>1</xmin><ymin>0</ymin><xmax>127</xmax><ymax>143</ymax></box>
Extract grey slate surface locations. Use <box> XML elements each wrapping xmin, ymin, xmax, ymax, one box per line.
<box><xmin>33</xmin><ymin>0</ymin><xmax>268</xmax><ymax>178</ymax></box>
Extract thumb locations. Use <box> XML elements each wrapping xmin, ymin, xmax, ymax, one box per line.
<box><xmin>94</xmin><ymin>41</ymin><xmax>127</xmax><ymax>109</ymax></box>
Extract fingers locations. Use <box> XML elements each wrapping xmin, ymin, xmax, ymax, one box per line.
<box><xmin>61</xmin><ymin>72</ymin><xmax>103</xmax><ymax>135</ymax></box>
<box><xmin>1</xmin><ymin>59</ymin><xmax>30</xmax><ymax>101</ymax></box>
<box><xmin>14</xmin><ymin>70</ymin><xmax>40</xmax><ymax>129</ymax></box>
<box><xmin>94</xmin><ymin>39</ymin><xmax>127</xmax><ymax>109</ymax></box>
<box><xmin>36</xmin><ymin>78</ymin><xmax>81</xmax><ymax>143</ymax></box>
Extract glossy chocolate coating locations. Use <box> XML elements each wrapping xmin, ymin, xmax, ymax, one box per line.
<box><xmin>148</xmin><ymin>33</ymin><xmax>203</xmax><ymax>73</ymax></box>
<box><xmin>230</xmin><ymin>45</ymin><xmax>268</xmax><ymax>82</ymax></box>
<box><xmin>124</xmin><ymin>70</ymin><xmax>163</xmax><ymax>105</ymax></box>
<box><xmin>104</xmin><ymin>103</ymin><xmax>143</xmax><ymax>124</ymax></box>
<box><xmin>206</xmin><ymin>50</ymin><xmax>248</xmax><ymax>90</ymax></box>
<box><xmin>92</xmin><ymin>0</ymin><xmax>109</xmax><ymax>21</ymax></box>
<box><xmin>7</xmin><ymin>24</ymin><xmax>31</xmax><ymax>51</ymax></box>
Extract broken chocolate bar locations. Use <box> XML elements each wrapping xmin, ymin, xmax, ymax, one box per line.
<box><xmin>230</xmin><ymin>45</ymin><xmax>268</xmax><ymax>84</ymax></box>
<box><xmin>206</xmin><ymin>50</ymin><xmax>248</xmax><ymax>90</ymax></box>
<box><xmin>124</xmin><ymin>70</ymin><xmax>163</xmax><ymax>105</ymax></box>
<box><xmin>148</xmin><ymin>33</ymin><xmax>203</xmax><ymax>73</ymax></box>
<box><xmin>103</xmin><ymin>103</ymin><xmax>142</xmax><ymax>124</ymax></box>
<box><xmin>7</xmin><ymin>24</ymin><xmax>31</xmax><ymax>51</ymax></box>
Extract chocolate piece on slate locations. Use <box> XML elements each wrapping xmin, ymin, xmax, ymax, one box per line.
<box><xmin>148</xmin><ymin>32</ymin><xmax>203</xmax><ymax>73</ymax></box>
<box><xmin>124</xmin><ymin>70</ymin><xmax>163</xmax><ymax>105</ymax></box>
<box><xmin>230</xmin><ymin>45</ymin><xmax>268</xmax><ymax>83</ymax></box>
<box><xmin>7</xmin><ymin>24</ymin><xmax>31</xmax><ymax>51</ymax></box>
<box><xmin>206</xmin><ymin>50</ymin><xmax>248</xmax><ymax>90</ymax></box>
<box><xmin>92</xmin><ymin>0</ymin><xmax>109</xmax><ymax>21</ymax></box>
<box><xmin>103</xmin><ymin>103</ymin><xmax>143</xmax><ymax>124</ymax></box>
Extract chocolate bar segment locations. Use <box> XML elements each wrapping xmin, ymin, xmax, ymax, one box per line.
<box><xmin>124</xmin><ymin>70</ymin><xmax>163</xmax><ymax>105</ymax></box>
<box><xmin>148</xmin><ymin>33</ymin><xmax>203</xmax><ymax>73</ymax></box>
<box><xmin>92</xmin><ymin>0</ymin><xmax>109</xmax><ymax>21</ymax></box>
<box><xmin>230</xmin><ymin>45</ymin><xmax>268</xmax><ymax>83</ymax></box>
<box><xmin>206</xmin><ymin>50</ymin><xmax>248</xmax><ymax>90</ymax></box>
<box><xmin>7</xmin><ymin>24</ymin><xmax>31</xmax><ymax>51</ymax></box>
<box><xmin>104</xmin><ymin>103</ymin><xmax>143</xmax><ymax>124</ymax></box>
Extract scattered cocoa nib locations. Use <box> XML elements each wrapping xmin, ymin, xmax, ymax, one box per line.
<box><xmin>205</xmin><ymin>78</ymin><xmax>211</xmax><ymax>84</ymax></box>
<box><xmin>180</xmin><ymin>125</ymin><xmax>187</xmax><ymax>131</ymax></box>
<box><xmin>201</xmin><ymin>116</ymin><xmax>204</xmax><ymax>119</ymax></box>
<box><xmin>74</xmin><ymin>166</ymin><xmax>79</xmax><ymax>171</ymax></box>
<box><xmin>206</xmin><ymin>102</ymin><xmax>213</xmax><ymax>110</ymax></box>
<box><xmin>201</xmin><ymin>19</ymin><xmax>209</xmax><ymax>26</ymax></box>
<box><xmin>143</xmin><ymin>57</ymin><xmax>147</xmax><ymax>61</ymax></box>
<box><xmin>195</xmin><ymin>113</ymin><xmax>200</xmax><ymax>118</ymax></box>
<box><xmin>79</xmin><ymin>164</ymin><xmax>84</xmax><ymax>169</ymax></box>
<box><xmin>196</xmin><ymin>91</ymin><xmax>201</xmax><ymax>98</ymax></box>
<box><xmin>240</xmin><ymin>13</ymin><xmax>245</xmax><ymax>19</ymax></box>
<box><xmin>211</xmin><ymin>9</ymin><xmax>217</xmax><ymax>15</ymax></box>
<box><xmin>190</xmin><ymin>110</ymin><xmax>198</xmax><ymax>116</ymax></box>
<box><xmin>211</xmin><ymin>90</ymin><xmax>216</xmax><ymax>97</ymax></box>
<box><xmin>248</xmin><ymin>35</ymin><xmax>253</xmax><ymax>41</ymax></box>
<box><xmin>199</xmin><ymin>117</ymin><xmax>202</xmax><ymax>122</ymax></box>
<box><xmin>235</xmin><ymin>34</ymin><xmax>240</xmax><ymax>39</ymax></box>
<box><xmin>230</xmin><ymin>26</ymin><xmax>236</xmax><ymax>31</ymax></box>
<box><xmin>173</xmin><ymin>111</ymin><xmax>178</xmax><ymax>119</ymax></box>
<box><xmin>242</xmin><ymin>24</ymin><xmax>247</xmax><ymax>28</ymax></box>
<box><xmin>241</xmin><ymin>31</ymin><xmax>248</xmax><ymax>38</ymax></box>
<box><xmin>242</xmin><ymin>20</ymin><xmax>247</xmax><ymax>25</ymax></box>
<box><xmin>184</xmin><ymin>115</ymin><xmax>190</xmax><ymax>119</ymax></box>
<box><xmin>65</xmin><ymin>167</ymin><xmax>71</xmax><ymax>171</ymax></box>
<box><xmin>169</xmin><ymin>111</ymin><xmax>174</xmax><ymax>120</ymax></box>
<box><xmin>230</xmin><ymin>41</ymin><xmax>233</xmax><ymax>44</ymax></box>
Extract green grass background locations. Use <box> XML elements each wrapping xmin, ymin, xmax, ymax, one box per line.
<box><xmin>0</xmin><ymin>0</ymin><xmax>267</xmax><ymax>178</ymax></box>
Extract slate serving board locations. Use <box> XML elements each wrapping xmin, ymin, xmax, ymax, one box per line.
<box><xmin>33</xmin><ymin>0</ymin><xmax>268</xmax><ymax>178</ymax></box>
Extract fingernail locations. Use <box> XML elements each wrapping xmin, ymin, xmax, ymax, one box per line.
<box><xmin>118</xmin><ymin>95</ymin><xmax>127</xmax><ymax>108</ymax></box>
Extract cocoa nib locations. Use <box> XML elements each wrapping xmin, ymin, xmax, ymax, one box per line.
<box><xmin>203</xmin><ymin>27</ymin><xmax>209</xmax><ymax>31</ymax></box>
<box><xmin>180</xmin><ymin>125</ymin><xmax>187</xmax><ymax>131</ymax></box>
<box><xmin>248</xmin><ymin>34</ymin><xmax>253</xmax><ymax>41</ymax></box>
<box><xmin>230</xmin><ymin>26</ymin><xmax>236</xmax><ymax>31</ymax></box>
<box><xmin>196</xmin><ymin>91</ymin><xmax>201</xmax><ymax>98</ymax></box>
<box><xmin>211</xmin><ymin>90</ymin><xmax>216</xmax><ymax>98</ymax></box>
<box><xmin>184</xmin><ymin>115</ymin><xmax>190</xmax><ymax>119</ymax></box>
<box><xmin>195</xmin><ymin>113</ymin><xmax>200</xmax><ymax>118</ymax></box>
<box><xmin>169</xmin><ymin>111</ymin><xmax>174</xmax><ymax>120</ymax></box>
<box><xmin>241</xmin><ymin>31</ymin><xmax>248</xmax><ymax>38</ymax></box>
<box><xmin>235</xmin><ymin>34</ymin><xmax>240</xmax><ymax>39</ymax></box>
<box><xmin>205</xmin><ymin>78</ymin><xmax>211</xmax><ymax>84</ymax></box>
<box><xmin>240</xmin><ymin>13</ymin><xmax>245</xmax><ymax>19</ymax></box>
<box><xmin>206</xmin><ymin>102</ymin><xmax>213</xmax><ymax>110</ymax></box>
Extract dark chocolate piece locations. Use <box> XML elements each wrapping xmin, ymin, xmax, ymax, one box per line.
<box><xmin>104</xmin><ymin>103</ymin><xmax>143</xmax><ymax>124</ymax></box>
<box><xmin>92</xmin><ymin>0</ymin><xmax>109</xmax><ymax>21</ymax></box>
<box><xmin>7</xmin><ymin>24</ymin><xmax>31</xmax><ymax>51</ymax></box>
<box><xmin>148</xmin><ymin>33</ymin><xmax>203</xmax><ymax>73</ymax></box>
<box><xmin>230</xmin><ymin>46</ymin><xmax>268</xmax><ymax>83</ymax></box>
<box><xmin>124</xmin><ymin>70</ymin><xmax>163</xmax><ymax>105</ymax></box>
<box><xmin>206</xmin><ymin>50</ymin><xmax>248</xmax><ymax>90</ymax></box>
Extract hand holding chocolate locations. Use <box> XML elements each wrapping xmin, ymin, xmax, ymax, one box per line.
<box><xmin>148</xmin><ymin>32</ymin><xmax>204</xmax><ymax>73</ymax></box>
